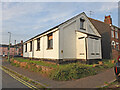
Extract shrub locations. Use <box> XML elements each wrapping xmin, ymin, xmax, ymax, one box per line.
<box><xmin>49</xmin><ymin>63</ymin><xmax>97</xmax><ymax>81</ymax></box>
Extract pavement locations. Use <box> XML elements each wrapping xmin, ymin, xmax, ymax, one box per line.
<box><xmin>2</xmin><ymin>59</ymin><xmax>116</xmax><ymax>88</ymax></box>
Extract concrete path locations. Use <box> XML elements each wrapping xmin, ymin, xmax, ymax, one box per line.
<box><xmin>2</xmin><ymin>60</ymin><xmax>116</xmax><ymax>88</ymax></box>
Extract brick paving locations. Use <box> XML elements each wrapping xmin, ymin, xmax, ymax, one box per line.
<box><xmin>2</xmin><ymin>60</ymin><xmax>116</xmax><ymax>88</ymax></box>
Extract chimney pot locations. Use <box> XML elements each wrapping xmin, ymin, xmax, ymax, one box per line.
<box><xmin>104</xmin><ymin>15</ymin><xmax>112</xmax><ymax>24</ymax></box>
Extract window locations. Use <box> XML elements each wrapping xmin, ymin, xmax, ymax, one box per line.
<box><xmin>116</xmin><ymin>42</ymin><xmax>119</xmax><ymax>50</ymax></box>
<box><xmin>91</xmin><ymin>53</ymin><xmax>95</xmax><ymax>55</ymax></box>
<box><xmin>25</xmin><ymin>43</ymin><xmax>27</xmax><ymax>52</ymax></box>
<box><xmin>30</xmin><ymin>41</ymin><xmax>32</xmax><ymax>51</ymax></box>
<box><xmin>111</xmin><ymin>30</ymin><xmax>114</xmax><ymax>38</ymax></box>
<box><xmin>47</xmin><ymin>33</ymin><xmax>53</xmax><ymax>49</ymax></box>
<box><xmin>111</xmin><ymin>41</ymin><xmax>115</xmax><ymax>49</ymax></box>
<box><xmin>115</xmin><ymin>31</ymin><xmax>118</xmax><ymax>39</ymax></box>
<box><xmin>96</xmin><ymin>53</ymin><xmax>100</xmax><ymax>55</ymax></box>
<box><xmin>80</xmin><ymin>18</ymin><xmax>85</xmax><ymax>29</ymax></box>
<box><xmin>115</xmin><ymin>28</ymin><xmax>118</xmax><ymax>31</ymax></box>
<box><xmin>37</xmin><ymin>38</ymin><xmax>40</xmax><ymax>50</ymax></box>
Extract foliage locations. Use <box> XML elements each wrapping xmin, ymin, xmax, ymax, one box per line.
<box><xmin>12</xmin><ymin>58</ymin><xmax>115</xmax><ymax>81</ymax></box>
<box><xmin>14</xmin><ymin>57</ymin><xmax>57</xmax><ymax>68</ymax></box>
<box><xmin>49</xmin><ymin>63</ymin><xmax>97</xmax><ymax>81</ymax></box>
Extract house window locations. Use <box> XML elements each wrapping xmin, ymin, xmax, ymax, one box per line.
<box><xmin>115</xmin><ymin>28</ymin><xmax>118</xmax><ymax>31</ymax></box>
<box><xmin>25</xmin><ymin>43</ymin><xmax>27</xmax><ymax>52</ymax></box>
<box><xmin>47</xmin><ymin>33</ymin><xmax>53</xmax><ymax>49</ymax></box>
<box><xmin>111</xmin><ymin>41</ymin><xmax>115</xmax><ymax>49</ymax></box>
<box><xmin>30</xmin><ymin>41</ymin><xmax>32</xmax><ymax>51</ymax></box>
<box><xmin>37</xmin><ymin>38</ymin><xmax>40</xmax><ymax>50</ymax></box>
<box><xmin>115</xmin><ymin>31</ymin><xmax>118</xmax><ymax>39</ymax></box>
<box><xmin>80</xmin><ymin>18</ymin><xmax>85</xmax><ymax>29</ymax></box>
<box><xmin>111</xmin><ymin>30</ymin><xmax>114</xmax><ymax>38</ymax></box>
<box><xmin>116</xmin><ymin>42</ymin><xmax>119</xmax><ymax>50</ymax></box>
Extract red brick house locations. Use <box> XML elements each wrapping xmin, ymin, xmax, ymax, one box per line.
<box><xmin>88</xmin><ymin>15</ymin><xmax>120</xmax><ymax>60</ymax></box>
<box><xmin>0</xmin><ymin>40</ymin><xmax>23</xmax><ymax>57</ymax></box>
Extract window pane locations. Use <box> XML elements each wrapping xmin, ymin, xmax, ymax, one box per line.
<box><xmin>30</xmin><ymin>41</ymin><xmax>32</xmax><ymax>51</ymax></box>
<box><xmin>25</xmin><ymin>43</ymin><xmax>27</xmax><ymax>52</ymax></box>
<box><xmin>47</xmin><ymin>33</ymin><xmax>53</xmax><ymax>49</ymax></box>
<box><xmin>115</xmin><ymin>31</ymin><xmax>118</xmax><ymax>39</ymax></box>
<box><xmin>111</xmin><ymin>31</ymin><xmax>114</xmax><ymax>38</ymax></box>
<box><xmin>37</xmin><ymin>38</ymin><xmax>40</xmax><ymax>50</ymax></box>
<box><xmin>80</xmin><ymin>19</ymin><xmax>85</xmax><ymax>29</ymax></box>
<box><xmin>116</xmin><ymin>42</ymin><xmax>119</xmax><ymax>50</ymax></box>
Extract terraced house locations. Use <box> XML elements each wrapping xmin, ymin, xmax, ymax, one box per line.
<box><xmin>23</xmin><ymin>12</ymin><xmax>102</xmax><ymax>64</ymax></box>
<box><xmin>89</xmin><ymin>15</ymin><xmax>120</xmax><ymax>60</ymax></box>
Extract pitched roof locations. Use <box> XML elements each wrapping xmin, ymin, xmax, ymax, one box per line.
<box><xmin>24</xmin><ymin>12</ymin><xmax>86</xmax><ymax>43</ymax></box>
<box><xmin>88</xmin><ymin>17</ymin><xmax>111</xmax><ymax>34</ymax></box>
<box><xmin>88</xmin><ymin>17</ymin><xmax>120</xmax><ymax>35</ymax></box>
<box><xmin>24</xmin><ymin>12</ymin><xmax>119</xmax><ymax>43</ymax></box>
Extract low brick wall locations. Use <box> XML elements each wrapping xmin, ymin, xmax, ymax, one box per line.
<box><xmin>11</xmin><ymin>59</ymin><xmax>54</xmax><ymax>73</ymax></box>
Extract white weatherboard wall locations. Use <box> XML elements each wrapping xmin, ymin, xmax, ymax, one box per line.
<box><xmin>59</xmin><ymin>13</ymin><xmax>101</xmax><ymax>60</ymax></box>
<box><xmin>87</xmin><ymin>37</ymin><xmax>102</xmax><ymax>59</ymax></box>
<box><xmin>33</xmin><ymin>38</ymin><xmax>43</xmax><ymax>58</ymax></box>
<box><xmin>43</xmin><ymin>30</ymin><xmax>59</xmax><ymax>59</ymax></box>
<box><xmin>23</xmin><ymin>30</ymin><xmax>59</xmax><ymax>59</ymax></box>
<box><xmin>59</xmin><ymin>21</ymin><xmax>77</xmax><ymax>59</ymax></box>
<box><xmin>23</xmin><ymin>42</ymin><xmax>32</xmax><ymax>58</ymax></box>
<box><xmin>76</xmin><ymin>32</ymin><xmax>87</xmax><ymax>59</ymax></box>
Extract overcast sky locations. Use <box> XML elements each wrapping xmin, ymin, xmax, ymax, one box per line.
<box><xmin>2</xmin><ymin>2</ymin><xmax>119</xmax><ymax>44</ymax></box>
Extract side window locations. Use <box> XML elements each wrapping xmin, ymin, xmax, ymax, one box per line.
<box><xmin>25</xmin><ymin>43</ymin><xmax>27</xmax><ymax>52</ymax></box>
<box><xmin>30</xmin><ymin>41</ymin><xmax>32</xmax><ymax>51</ymax></box>
<box><xmin>37</xmin><ymin>38</ymin><xmax>40</xmax><ymax>50</ymax></box>
<box><xmin>47</xmin><ymin>33</ymin><xmax>53</xmax><ymax>49</ymax></box>
<box><xmin>115</xmin><ymin>31</ymin><xmax>118</xmax><ymax>39</ymax></box>
<box><xmin>111</xmin><ymin>30</ymin><xmax>114</xmax><ymax>38</ymax></box>
<box><xmin>80</xmin><ymin>18</ymin><xmax>85</xmax><ymax>30</ymax></box>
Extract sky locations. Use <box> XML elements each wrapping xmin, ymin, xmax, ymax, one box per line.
<box><xmin>1</xmin><ymin>2</ymin><xmax>119</xmax><ymax>44</ymax></box>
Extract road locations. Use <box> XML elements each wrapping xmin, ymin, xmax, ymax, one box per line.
<box><xmin>2</xmin><ymin>70</ymin><xmax>28</xmax><ymax>88</ymax></box>
<box><xmin>0</xmin><ymin>58</ymin><xmax>33</xmax><ymax>89</ymax></box>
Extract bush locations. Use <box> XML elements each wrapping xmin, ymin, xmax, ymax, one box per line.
<box><xmin>49</xmin><ymin>63</ymin><xmax>97</xmax><ymax>81</ymax></box>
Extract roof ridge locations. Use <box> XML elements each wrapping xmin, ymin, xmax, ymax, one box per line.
<box><xmin>88</xmin><ymin>17</ymin><xmax>110</xmax><ymax>25</ymax></box>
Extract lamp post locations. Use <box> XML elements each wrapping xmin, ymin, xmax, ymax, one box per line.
<box><xmin>8</xmin><ymin>32</ymin><xmax>11</xmax><ymax>63</ymax></box>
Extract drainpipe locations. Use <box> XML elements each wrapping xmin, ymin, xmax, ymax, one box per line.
<box><xmin>32</xmin><ymin>40</ymin><xmax>34</xmax><ymax>59</ymax></box>
<box><xmin>85</xmin><ymin>37</ymin><xmax>88</xmax><ymax>63</ymax></box>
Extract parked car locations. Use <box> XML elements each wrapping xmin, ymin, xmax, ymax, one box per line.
<box><xmin>114</xmin><ymin>56</ymin><xmax>120</xmax><ymax>82</ymax></box>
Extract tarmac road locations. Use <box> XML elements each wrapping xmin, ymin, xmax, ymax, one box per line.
<box><xmin>2</xmin><ymin>69</ymin><xmax>28</xmax><ymax>88</ymax></box>
<box><xmin>0</xmin><ymin>58</ymin><xmax>35</xmax><ymax>89</ymax></box>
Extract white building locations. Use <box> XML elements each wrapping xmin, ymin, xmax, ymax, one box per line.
<box><xmin>23</xmin><ymin>12</ymin><xmax>102</xmax><ymax>64</ymax></box>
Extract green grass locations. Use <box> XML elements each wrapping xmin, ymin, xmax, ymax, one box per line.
<box><xmin>13</xmin><ymin>57</ymin><xmax>58</xmax><ymax>68</ymax></box>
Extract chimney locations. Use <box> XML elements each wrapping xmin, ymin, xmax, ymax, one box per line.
<box><xmin>104</xmin><ymin>15</ymin><xmax>112</xmax><ymax>24</ymax></box>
